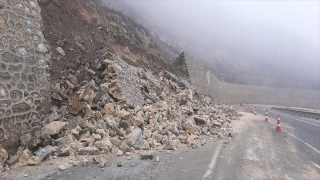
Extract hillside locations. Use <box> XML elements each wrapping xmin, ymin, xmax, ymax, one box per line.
<box><xmin>104</xmin><ymin>0</ymin><xmax>320</xmax><ymax>90</ymax></box>
<box><xmin>38</xmin><ymin>0</ymin><xmax>185</xmax><ymax>82</ymax></box>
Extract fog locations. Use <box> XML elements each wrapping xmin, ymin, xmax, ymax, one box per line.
<box><xmin>104</xmin><ymin>0</ymin><xmax>320</xmax><ymax>89</ymax></box>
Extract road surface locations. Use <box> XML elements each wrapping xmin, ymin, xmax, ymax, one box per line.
<box><xmin>1</xmin><ymin>107</ymin><xmax>319</xmax><ymax>180</ymax></box>
<box><xmin>253</xmin><ymin>105</ymin><xmax>320</xmax><ymax>167</ymax></box>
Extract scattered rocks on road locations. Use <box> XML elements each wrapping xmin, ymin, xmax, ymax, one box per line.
<box><xmin>1</xmin><ymin>52</ymin><xmax>237</xmax><ymax>171</ymax></box>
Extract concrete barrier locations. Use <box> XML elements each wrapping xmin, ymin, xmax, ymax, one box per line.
<box><xmin>271</xmin><ymin>107</ymin><xmax>320</xmax><ymax>120</ymax></box>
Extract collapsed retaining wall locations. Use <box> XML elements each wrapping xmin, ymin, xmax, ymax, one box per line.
<box><xmin>186</xmin><ymin>53</ymin><xmax>320</xmax><ymax>110</ymax></box>
<box><xmin>0</xmin><ymin>0</ymin><xmax>50</xmax><ymax>150</ymax></box>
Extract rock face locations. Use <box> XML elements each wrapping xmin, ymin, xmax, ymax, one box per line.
<box><xmin>0</xmin><ymin>0</ymin><xmax>51</xmax><ymax>153</ymax></box>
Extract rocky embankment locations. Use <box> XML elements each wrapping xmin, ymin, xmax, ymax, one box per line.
<box><xmin>0</xmin><ymin>52</ymin><xmax>237</xmax><ymax>171</ymax></box>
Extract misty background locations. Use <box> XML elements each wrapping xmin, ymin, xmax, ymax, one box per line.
<box><xmin>103</xmin><ymin>0</ymin><xmax>320</xmax><ymax>90</ymax></box>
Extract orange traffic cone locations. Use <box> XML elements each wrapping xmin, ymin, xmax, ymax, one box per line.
<box><xmin>254</xmin><ymin>107</ymin><xmax>257</xmax><ymax>115</ymax></box>
<box><xmin>276</xmin><ymin>114</ymin><xmax>281</xmax><ymax>132</ymax></box>
<box><xmin>265</xmin><ymin>109</ymin><xmax>269</xmax><ymax>122</ymax></box>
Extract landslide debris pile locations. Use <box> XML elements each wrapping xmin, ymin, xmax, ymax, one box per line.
<box><xmin>0</xmin><ymin>52</ymin><xmax>237</xmax><ymax>171</ymax></box>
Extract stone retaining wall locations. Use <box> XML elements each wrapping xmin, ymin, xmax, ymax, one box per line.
<box><xmin>0</xmin><ymin>0</ymin><xmax>50</xmax><ymax>150</ymax></box>
<box><xmin>186</xmin><ymin>53</ymin><xmax>320</xmax><ymax>109</ymax></box>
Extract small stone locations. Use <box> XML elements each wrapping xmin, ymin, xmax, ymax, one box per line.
<box><xmin>24</xmin><ymin>174</ymin><xmax>28</xmax><ymax>177</ymax></box>
<box><xmin>94</xmin><ymin>138</ymin><xmax>113</xmax><ymax>151</ymax></box>
<box><xmin>65</xmin><ymin>80</ymin><xmax>74</xmax><ymax>89</ymax></box>
<box><xmin>58</xmin><ymin>164</ymin><xmax>66</xmax><ymax>171</ymax></box>
<box><xmin>71</xmin><ymin>128</ymin><xmax>79</xmax><ymax>136</ymax></box>
<box><xmin>117</xmin><ymin>162</ymin><xmax>122</xmax><ymax>167</ymax></box>
<box><xmin>81</xmin><ymin>157</ymin><xmax>89</xmax><ymax>166</ymax></box>
<box><xmin>127</xmin><ymin>157</ymin><xmax>132</xmax><ymax>160</ymax></box>
<box><xmin>92</xmin><ymin>133</ymin><xmax>102</xmax><ymax>140</ymax></box>
<box><xmin>116</xmin><ymin>109</ymin><xmax>131</xmax><ymax>119</ymax></box>
<box><xmin>56</xmin><ymin>47</ymin><xmax>65</xmax><ymax>56</ymax></box>
<box><xmin>154</xmin><ymin>156</ymin><xmax>160</xmax><ymax>162</ymax></box>
<box><xmin>35</xmin><ymin>145</ymin><xmax>56</xmax><ymax>159</ymax></box>
<box><xmin>77</xmin><ymin>147</ymin><xmax>100</xmax><ymax>155</ymax></box>
<box><xmin>104</xmin><ymin>103</ymin><xmax>115</xmax><ymax>115</ymax></box>
<box><xmin>51</xmin><ymin>92</ymin><xmax>62</xmax><ymax>101</ymax></box>
<box><xmin>125</xmin><ymin>152</ymin><xmax>131</xmax><ymax>156</ymax></box>
<box><xmin>27</xmin><ymin>156</ymin><xmax>42</xmax><ymax>166</ymax></box>
<box><xmin>0</xmin><ymin>148</ymin><xmax>8</xmax><ymax>166</ymax></box>
<box><xmin>117</xmin><ymin>150</ymin><xmax>124</xmax><ymax>156</ymax></box>
<box><xmin>93</xmin><ymin>156</ymin><xmax>105</xmax><ymax>168</ymax></box>
<box><xmin>70</xmin><ymin>160</ymin><xmax>78</xmax><ymax>166</ymax></box>
<box><xmin>140</xmin><ymin>151</ymin><xmax>155</xmax><ymax>160</ymax></box>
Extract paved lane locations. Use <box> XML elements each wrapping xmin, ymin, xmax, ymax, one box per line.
<box><xmin>251</xmin><ymin>106</ymin><xmax>320</xmax><ymax>166</ymax></box>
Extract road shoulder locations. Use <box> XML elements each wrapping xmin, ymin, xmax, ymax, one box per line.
<box><xmin>212</xmin><ymin>111</ymin><xmax>320</xmax><ymax>180</ymax></box>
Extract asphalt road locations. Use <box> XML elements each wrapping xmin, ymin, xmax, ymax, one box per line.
<box><xmin>254</xmin><ymin>106</ymin><xmax>320</xmax><ymax>162</ymax></box>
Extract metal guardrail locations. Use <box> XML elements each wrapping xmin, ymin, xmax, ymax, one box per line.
<box><xmin>271</xmin><ymin>107</ymin><xmax>320</xmax><ymax>120</ymax></box>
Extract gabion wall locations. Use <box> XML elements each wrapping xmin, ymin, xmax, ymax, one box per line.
<box><xmin>186</xmin><ymin>53</ymin><xmax>320</xmax><ymax>109</ymax></box>
<box><xmin>0</xmin><ymin>0</ymin><xmax>50</xmax><ymax>149</ymax></box>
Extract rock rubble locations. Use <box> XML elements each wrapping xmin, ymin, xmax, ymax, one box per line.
<box><xmin>0</xmin><ymin>52</ymin><xmax>237</xmax><ymax>171</ymax></box>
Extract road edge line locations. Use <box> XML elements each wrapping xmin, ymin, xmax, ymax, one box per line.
<box><xmin>256</xmin><ymin>113</ymin><xmax>320</xmax><ymax>154</ymax></box>
<box><xmin>202</xmin><ymin>141</ymin><xmax>224</xmax><ymax>180</ymax></box>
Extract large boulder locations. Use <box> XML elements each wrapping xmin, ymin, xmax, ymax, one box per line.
<box><xmin>35</xmin><ymin>146</ymin><xmax>56</xmax><ymax>159</ymax></box>
<box><xmin>126</xmin><ymin>128</ymin><xmax>144</xmax><ymax>149</ymax></box>
<box><xmin>41</xmin><ymin>121</ymin><xmax>68</xmax><ymax>135</ymax></box>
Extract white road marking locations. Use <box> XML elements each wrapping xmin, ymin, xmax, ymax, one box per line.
<box><xmin>202</xmin><ymin>142</ymin><xmax>223</xmax><ymax>179</ymax></box>
<box><xmin>267</xmin><ymin>109</ymin><xmax>320</xmax><ymax>127</ymax></box>
<box><xmin>257</xmin><ymin>113</ymin><xmax>320</xmax><ymax>154</ymax></box>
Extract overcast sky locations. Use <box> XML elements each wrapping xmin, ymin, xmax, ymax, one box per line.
<box><xmin>220</xmin><ymin>0</ymin><xmax>319</xmax><ymax>46</ymax></box>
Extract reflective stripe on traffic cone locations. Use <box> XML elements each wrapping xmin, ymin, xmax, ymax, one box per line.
<box><xmin>265</xmin><ymin>109</ymin><xmax>269</xmax><ymax>122</ymax></box>
<box><xmin>276</xmin><ymin>114</ymin><xmax>281</xmax><ymax>132</ymax></box>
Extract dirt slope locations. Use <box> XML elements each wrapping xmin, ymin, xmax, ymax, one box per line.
<box><xmin>38</xmin><ymin>0</ymin><xmax>182</xmax><ymax>82</ymax></box>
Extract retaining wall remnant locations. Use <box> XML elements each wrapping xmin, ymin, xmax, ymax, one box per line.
<box><xmin>0</xmin><ymin>0</ymin><xmax>50</xmax><ymax>151</ymax></box>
